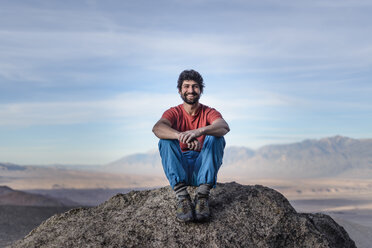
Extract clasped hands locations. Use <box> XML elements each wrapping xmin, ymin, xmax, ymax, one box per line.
<box><xmin>177</xmin><ymin>129</ymin><xmax>202</xmax><ymax>151</ymax></box>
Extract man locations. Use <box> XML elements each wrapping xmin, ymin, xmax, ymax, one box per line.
<box><xmin>152</xmin><ymin>69</ymin><xmax>230</xmax><ymax>222</ymax></box>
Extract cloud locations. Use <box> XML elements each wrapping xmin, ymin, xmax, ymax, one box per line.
<box><xmin>1</xmin><ymin>84</ymin><xmax>370</xmax><ymax>126</ymax></box>
<box><xmin>202</xmin><ymin>91</ymin><xmax>292</xmax><ymax>121</ymax></box>
<box><xmin>0</xmin><ymin>92</ymin><xmax>169</xmax><ymax>126</ymax></box>
<box><xmin>1</xmin><ymin>0</ymin><xmax>372</xmax><ymax>84</ymax></box>
<box><xmin>0</xmin><ymin>89</ymin><xmax>294</xmax><ymax>126</ymax></box>
<box><xmin>1</xmin><ymin>0</ymin><xmax>372</xmax><ymax>164</ymax></box>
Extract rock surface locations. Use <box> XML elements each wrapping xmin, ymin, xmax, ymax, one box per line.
<box><xmin>12</xmin><ymin>182</ymin><xmax>356</xmax><ymax>248</ymax></box>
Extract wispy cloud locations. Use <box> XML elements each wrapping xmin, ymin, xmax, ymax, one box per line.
<box><xmin>1</xmin><ymin>0</ymin><xmax>372</xmax><ymax>85</ymax></box>
<box><xmin>0</xmin><ymin>92</ymin><xmax>172</xmax><ymax>126</ymax></box>
<box><xmin>0</xmin><ymin>90</ymin><xmax>292</xmax><ymax>126</ymax></box>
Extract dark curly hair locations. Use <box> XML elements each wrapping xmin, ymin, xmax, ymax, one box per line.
<box><xmin>177</xmin><ymin>69</ymin><xmax>205</xmax><ymax>93</ymax></box>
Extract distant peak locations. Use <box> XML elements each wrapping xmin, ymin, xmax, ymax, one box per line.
<box><xmin>319</xmin><ymin>135</ymin><xmax>354</xmax><ymax>143</ymax></box>
<box><xmin>0</xmin><ymin>185</ymin><xmax>13</xmax><ymax>190</ymax></box>
<box><xmin>0</xmin><ymin>163</ymin><xmax>26</xmax><ymax>171</ymax></box>
<box><xmin>0</xmin><ymin>185</ymin><xmax>14</xmax><ymax>195</ymax></box>
<box><xmin>321</xmin><ymin>135</ymin><xmax>348</xmax><ymax>140</ymax></box>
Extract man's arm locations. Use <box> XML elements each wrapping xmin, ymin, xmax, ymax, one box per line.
<box><xmin>152</xmin><ymin>118</ymin><xmax>179</xmax><ymax>140</ymax></box>
<box><xmin>178</xmin><ymin>118</ymin><xmax>230</xmax><ymax>144</ymax></box>
<box><xmin>200</xmin><ymin>118</ymin><xmax>230</xmax><ymax>137</ymax></box>
<box><xmin>152</xmin><ymin>118</ymin><xmax>201</xmax><ymax>150</ymax></box>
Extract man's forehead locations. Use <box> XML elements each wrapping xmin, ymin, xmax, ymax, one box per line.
<box><xmin>182</xmin><ymin>80</ymin><xmax>198</xmax><ymax>85</ymax></box>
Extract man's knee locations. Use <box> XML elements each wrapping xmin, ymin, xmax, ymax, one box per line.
<box><xmin>158</xmin><ymin>139</ymin><xmax>179</xmax><ymax>149</ymax></box>
<box><xmin>204</xmin><ymin>135</ymin><xmax>226</xmax><ymax>148</ymax></box>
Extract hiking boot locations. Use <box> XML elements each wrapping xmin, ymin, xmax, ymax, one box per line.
<box><xmin>176</xmin><ymin>196</ymin><xmax>194</xmax><ymax>222</ymax></box>
<box><xmin>194</xmin><ymin>195</ymin><xmax>210</xmax><ymax>222</ymax></box>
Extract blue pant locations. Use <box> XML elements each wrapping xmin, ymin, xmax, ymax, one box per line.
<box><xmin>158</xmin><ymin>136</ymin><xmax>225</xmax><ymax>189</ymax></box>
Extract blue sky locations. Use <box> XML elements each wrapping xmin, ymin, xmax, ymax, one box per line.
<box><xmin>1</xmin><ymin>0</ymin><xmax>371</xmax><ymax>164</ymax></box>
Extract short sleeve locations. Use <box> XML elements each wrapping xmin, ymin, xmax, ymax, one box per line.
<box><xmin>206</xmin><ymin>108</ymin><xmax>223</xmax><ymax>124</ymax></box>
<box><xmin>161</xmin><ymin>108</ymin><xmax>177</xmax><ymax>126</ymax></box>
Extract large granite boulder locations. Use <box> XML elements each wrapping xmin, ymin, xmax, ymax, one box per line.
<box><xmin>12</xmin><ymin>182</ymin><xmax>356</xmax><ymax>247</ymax></box>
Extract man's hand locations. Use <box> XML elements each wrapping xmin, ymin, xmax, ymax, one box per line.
<box><xmin>186</xmin><ymin>139</ymin><xmax>201</xmax><ymax>151</ymax></box>
<box><xmin>178</xmin><ymin>130</ymin><xmax>202</xmax><ymax>144</ymax></box>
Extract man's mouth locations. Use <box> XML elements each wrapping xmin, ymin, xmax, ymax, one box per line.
<box><xmin>182</xmin><ymin>92</ymin><xmax>199</xmax><ymax>104</ymax></box>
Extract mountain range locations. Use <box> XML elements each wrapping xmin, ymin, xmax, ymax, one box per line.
<box><xmin>106</xmin><ymin>135</ymin><xmax>372</xmax><ymax>179</ymax></box>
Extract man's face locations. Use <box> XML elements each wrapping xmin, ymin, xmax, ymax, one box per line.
<box><xmin>179</xmin><ymin>80</ymin><xmax>201</xmax><ymax>105</ymax></box>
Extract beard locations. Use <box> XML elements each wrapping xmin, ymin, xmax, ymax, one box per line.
<box><xmin>181</xmin><ymin>92</ymin><xmax>200</xmax><ymax>104</ymax></box>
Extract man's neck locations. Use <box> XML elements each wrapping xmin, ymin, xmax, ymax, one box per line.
<box><xmin>182</xmin><ymin>102</ymin><xmax>200</xmax><ymax>116</ymax></box>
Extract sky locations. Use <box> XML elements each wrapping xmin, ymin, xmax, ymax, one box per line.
<box><xmin>0</xmin><ymin>0</ymin><xmax>371</xmax><ymax>165</ymax></box>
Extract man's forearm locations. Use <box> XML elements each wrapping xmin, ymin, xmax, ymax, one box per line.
<box><xmin>198</xmin><ymin>120</ymin><xmax>230</xmax><ymax>137</ymax></box>
<box><xmin>152</xmin><ymin>122</ymin><xmax>179</xmax><ymax>140</ymax></box>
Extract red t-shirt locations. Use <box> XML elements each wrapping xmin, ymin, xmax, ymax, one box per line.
<box><xmin>161</xmin><ymin>104</ymin><xmax>223</xmax><ymax>152</ymax></box>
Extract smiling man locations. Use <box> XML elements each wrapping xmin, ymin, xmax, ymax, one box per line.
<box><xmin>152</xmin><ymin>69</ymin><xmax>230</xmax><ymax>222</ymax></box>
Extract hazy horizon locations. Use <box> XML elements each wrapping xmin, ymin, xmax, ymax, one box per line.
<box><xmin>1</xmin><ymin>134</ymin><xmax>369</xmax><ymax>166</ymax></box>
